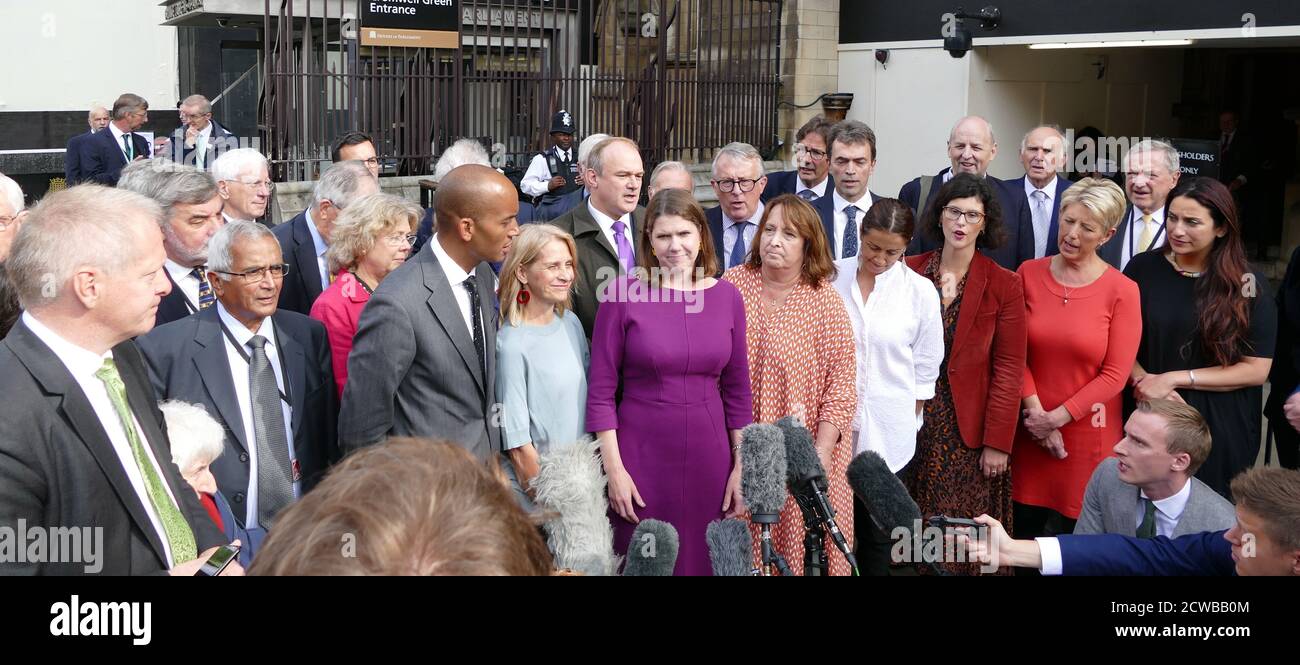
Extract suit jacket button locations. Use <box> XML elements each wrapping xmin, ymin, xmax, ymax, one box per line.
<box><xmin>239</xmin><ymin>452</ymin><xmax>249</xmax><ymax>463</ymax></box>
<box><xmin>233</xmin><ymin>492</ymin><xmax>245</xmax><ymax>503</ymax></box>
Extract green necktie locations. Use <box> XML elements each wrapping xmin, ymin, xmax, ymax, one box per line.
<box><xmin>1136</xmin><ymin>497</ymin><xmax>1158</xmax><ymax>539</ymax></box>
<box><xmin>95</xmin><ymin>358</ymin><xmax>198</xmax><ymax>564</ymax></box>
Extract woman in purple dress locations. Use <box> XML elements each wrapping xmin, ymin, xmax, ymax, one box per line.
<box><xmin>587</xmin><ymin>189</ymin><xmax>754</xmax><ymax>576</ymax></box>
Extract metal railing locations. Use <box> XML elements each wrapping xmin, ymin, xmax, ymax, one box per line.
<box><xmin>262</xmin><ymin>0</ymin><xmax>783</xmax><ymax>180</ymax></box>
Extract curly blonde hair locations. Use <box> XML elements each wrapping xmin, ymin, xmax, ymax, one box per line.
<box><xmin>325</xmin><ymin>193</ymin><xmax>422</xmax><ymax>273</ymax></box>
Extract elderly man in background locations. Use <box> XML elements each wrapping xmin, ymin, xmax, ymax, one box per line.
<box><xmin>899</xmin><ymin>115</ymin><xmax>1035</xmax><ymax>270</ymax></box>
<box><xmin>1012</xmin><ymin>125</ymin><xmax>1072</xmax><ymax>260</ymax></box>
<box><xmin>706</xmin><ymin>142</ymin><xmax>767</xmax><ymax>273</ymax></box>
<box><xmin>169</xmin><ymin>95</ymin><xmax>237</xmax><ymax>171</ymax></box>
<box><xmin>1098</xmin><ymin>138</ymin><xmax>1181</xmax><ymax>270</ymax></box>
<box><xmin>118</xmin><ymin>165</ymin><xmax>227</xmax><ymax>326</ymax></box>
<box><xmin>272</xmin><ymin>160</ymin><xmax>379</xmax><ymax>315</ymax></box>
<box><xmin>0</xmin><ymin>173</ymin><xmax>28</xmax><ymax>263</ymax></box>
<box><xmin>64</xmin><ymin>106</ymin><xmax>111</xmax><ymax>185</ymax></box>
<box><xmin>212</xmin><ymin>148</ymin><xmax>273</xmax><ymax>225</ymax></box>
<box><xmin>647</xmin><ymin>160</ymin><xmax>695</xmax><ymax>201</ymax></box>
<box><xmin>0</xmin><ymin>185</ymin><xmax>237</xmax><ymax>575</ymax></box>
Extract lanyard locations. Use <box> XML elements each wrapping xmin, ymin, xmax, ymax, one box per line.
<box><xmin>1128</xmin><ymin>211</ymin><xmax>1166</xmax><ymax>261</ymax></box>
<box><xmin>218</xmin><ymin>318</ymin><xmax>292</xmax><ymax>405</ymax></box>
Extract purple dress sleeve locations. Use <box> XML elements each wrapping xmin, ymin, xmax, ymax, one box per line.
<box><xmin>585</xmin><ymin>284</ymin><xmax>626</xmax><ymax>432</ymax></box>
<box><xmin>719</xmin><ymin>282</ymin><xmax>754</xmax><ymax>431</ymax></box>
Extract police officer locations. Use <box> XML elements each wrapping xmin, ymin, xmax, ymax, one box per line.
<box><xmin>521</xmin><ymin>109</ymin><xmax>582</xmax><ymax>222</ymax></box>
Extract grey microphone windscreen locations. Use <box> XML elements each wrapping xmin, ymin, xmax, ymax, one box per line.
<box><xmin>846</xmin><ymin>450</ymin><xmax>922</xmax><ymax>533</ymax></box>
<box><xmin>740</xmin><ymin>423</ymin><xmax>787</xmax><ymax>517</ymax></box>
<box><xmin>532</xmin><ymin>438</ymin><xmax>618</xmax><ymax>576</ymax></box>
<box><xmin>707</xmin><ymin>518</ymin><xmax>754</xmax><ymax>576</ymax></box>
<box><xmin>776</xmin><ymin>416</ymin><xmax>824</xmax><ymax>485</ymax></box>
<box><xmin>622</xmin><ymin>519</ymin><xmax>679</xmax><ymax>576</ymax></box>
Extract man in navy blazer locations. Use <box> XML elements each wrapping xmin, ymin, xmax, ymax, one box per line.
<box><xmin>64</xmin><ymin>106</ymin><xmax>110</xmax><ymax>185</ymax></box>
<box><xmin>1098</xmin><ymin>139</ymin><xmax>1181</xmax><ymax>270</ymax></box>
<box><xmin>706</xmin><ymin>143</ymin><xmax>768</xmax><ymax>275</ymax></box>
<box><xmin>761</xmin><ymin>114</ymin><xmax>835</xmax><ymax>204</ymax></box>
<box><xmin>138</xmin><ymin>221</ymin><xmax>339</xmax><ymax>533</ymax></box>
<box><xmin>80</xmin><ymin>93</ymin><xmax>152</xmax><ymax>187</ymax></box>
<box><xmin>898</xmin><ymin>116</ymin><xmax>1035</xmax><ymax>270</ymax></box>
<box><xmin>961</xmin><ymin>467</ymin><xmax>1300</xmax><ymax>576</ymax></box>
<box><xmin>272</xmin><ymin>160</ymin><xmax>379</xmax><ymax>315</ymax></box>
<box><xmin>1014</xmin><ymin>125</ymin><xmax>1073</xmax><ymax>259</ymax></box>
<box><xmin>814</xmin><ymin>120</ymin><xmax>884</xmax><ymax>262</ymax></box>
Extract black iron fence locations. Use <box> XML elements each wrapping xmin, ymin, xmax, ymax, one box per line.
<box><xmin>262</xmin><ymin>0</ymin><xmax>783</xmax><ymax>181</ymax></box>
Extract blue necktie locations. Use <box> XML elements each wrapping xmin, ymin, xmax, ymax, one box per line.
<box><xmin>797</xmin><ymin>189</ymin><xmax>817</xmax><ymax>201</ymax></box>
<box><xmin>730</xmin><ymin>221</ymin><xmax>750</xmax><ymax>268</ymax></box>
<box><xmin>842</xmin><ymin>205</ymin><xmax>859</xmax><ymax>259</ymax></box>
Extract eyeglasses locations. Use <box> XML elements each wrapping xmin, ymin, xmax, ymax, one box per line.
<box><xmin>362</xmin><ymin>157</ymin><xmax>382</xmax><ymax>167</ymax></box>
<box><xmin>213</xmin><ymin>264</ymin><xmax>291</xmax><ymax>282</ymax></box>
<box><xmin>942</xmin><ymin>206</ymin><xmax>986</xmax><ymax>224</ymax></box>
<box><xmin>235</xmin><ymin>179</ymin><xmax>275</xmax><ymax>193</ymax></box>
<box><xmin>382</xmin><ymin>233</ymin><xmax>417</xmax><ymax>247</ymax></box>
<box><xmin>182</xmin><ymin>112</ymin><xmax>211</xmax><ymax>121</ymax></box>
<box><xmin>794</xmin><ymin>144</ymin><xmax>828</xmax><ymax>162</ymax></box>
<box><xmin>712</xmin><ymin>178</ymin><xmax>760</xmax><ymax>193</ymax></box>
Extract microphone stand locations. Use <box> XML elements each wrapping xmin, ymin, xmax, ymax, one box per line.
<box><xmin>752</xmin><ymin>512</ymin><xmax>793</xmax><ymax>576</ymax></box>
<box><xmin>792</xmin><ymin>492</ymin><xmax>827</xmax><ymax>576</ymax></box>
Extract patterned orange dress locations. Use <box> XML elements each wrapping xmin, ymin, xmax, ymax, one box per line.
<box><xmin>723</xmin><ymin>265</ymin><xmax>858</xmax><ymax>576</ymax></box>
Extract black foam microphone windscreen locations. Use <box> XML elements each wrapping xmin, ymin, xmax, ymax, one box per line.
<box><xmin>740</xmin><ymin>423</ymin><xmax>788</xmax><ymax>518</ymax></box>
<box><xmin>622</xmin><ymin>519</ymin><xmax>679</xmax><ymax>576</ymax></box>
<box><xmin>776</xmin><ymin>416</ymin><xmax>825</xmax><ymax>485</ymax></box>
<box><xmin>706</xmin><ymin>518</ymin><xmax>754</xmax><ymax>576</ymax></box>
<box><xmin>846</xmin><ymin>450</ymin><xmax>922</xmax><ymax>534</ymax></box>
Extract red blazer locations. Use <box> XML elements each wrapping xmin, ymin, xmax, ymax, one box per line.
<box><xmin>309</xmin><ymin>270</ymin><xmax>370</xmax><ymax>399</ymax></box>
<box><xmin>905</xmin><ymin>251</ymin><xmax>1027</xmax><ymax>452</ymax></box>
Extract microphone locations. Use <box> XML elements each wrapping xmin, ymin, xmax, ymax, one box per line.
<box><xmin>707</xmin><ymin>518</ymin><xmax>755</xmax><ymax>576</ymax></box>
<box><xmin>846</xmin><ymin>450</ymin><xmax>946</xmax><ymax>575</ymax></box>
<box><xmin>775</xmin><ymin>416</ymin><xmax>858</xmax><ymax>576</ymax></box>
<box><xmin>622</xmin><ymin>519</ymin><xmax>679</xmax><ymax>576</ymax></box>
<box><xmin>531</xmin><ymin>438</ymin><xmax>618</xmax><ymax>576</ymax></box>
<box><xmin>740</xmin><ymin>423</ymin><xmax>792</xmax><ymax>576</ymax></box>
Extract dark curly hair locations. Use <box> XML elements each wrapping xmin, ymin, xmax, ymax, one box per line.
<box><xmin>921</xmin><ymin>173</ymin><xmax>1005</xmax><ymax>250</ymax></box>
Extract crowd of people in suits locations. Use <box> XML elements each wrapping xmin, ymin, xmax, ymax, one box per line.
<box><xmin>1</xmin><ymin>91</ymin><xmax>1299</xmax><ymax>577</ymax></box>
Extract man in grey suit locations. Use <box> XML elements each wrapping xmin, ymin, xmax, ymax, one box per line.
<box><xmin>0</xmin><ymin>186</ymin><xmax>237</xmax><ymax>575</ymax></box>
<box><xmin>1075</xmin><ymin>399</ymin><xmax>1236</xmax><ymax>538</ymax></box>
<box><xmin>138</xmin><ymin>221</ymin><xmax>338</xmax><ymax>546</ymax></box>
<box><xmin>340</xmin><ymin>164</ymin><xmax>520</xmax><ymax>460</ymax></box>
<box><xmin>549</xmin><ymin>136</ymin><xmax>645</xmax><ymax>338</ymax></box>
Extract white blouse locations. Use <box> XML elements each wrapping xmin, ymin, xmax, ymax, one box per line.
<box><xmin>831</xmin><ymin>258</ymin><xmax>944</xmax><ymax>472</ymax></box>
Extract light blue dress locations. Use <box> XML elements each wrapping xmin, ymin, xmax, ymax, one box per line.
<box><xmin>495</xmin><ymin>310</ymin><xmax>590</xmax><ymax>510</ymax></box>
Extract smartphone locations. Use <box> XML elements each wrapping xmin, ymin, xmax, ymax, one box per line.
<box><xmin>195</xmin><ymin>544</ymin><xmax>241</xmax><ymax>577</ymax></box>
<box><xmin>927</xmin><ymin>515</ymin><xmax>983</xmax><ymax>529</ymax></box>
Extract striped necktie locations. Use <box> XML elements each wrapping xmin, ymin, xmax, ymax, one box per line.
<box><xmin>191</xmin><ymin>268</ymin><xmax>216</xmax><ymax>309</ymax></box>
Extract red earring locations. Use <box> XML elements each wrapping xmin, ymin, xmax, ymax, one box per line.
<box><xmin>517</xmin><ymin>289</ymin><xmax>531</xmax><ymax>305</ymax></box>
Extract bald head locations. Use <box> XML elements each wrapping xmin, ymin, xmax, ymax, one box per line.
<box><xmin>947</xmin><ymin>116</ymin><xmax>998</xmax><ymax>177</ymax></box>
<box><xmin>88</xmin><ymin>106</ymin><xmax>110</xmax><ymax>132</ymax></box>
<box><xmin>435</xmin><ymin>164</ymin><xmax>515</xmax><ymax>230</ymax></box>
<box><xmin>434</xmin><ymin>164</ymin><xmax>520</xmax><ymax>268</ymax></box>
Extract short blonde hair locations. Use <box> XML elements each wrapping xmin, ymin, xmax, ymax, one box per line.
<box><xmin>1136</xmin><ymin>399</ymin><xmax>1212</xmax><ymax>475</ymax></box>
<box><xmin>499</xmin><ymin>224</ymin><xmax>578</xmax><ymax>327</ymax></box>
<box><xmin>325</xmin><ymin>193</ymin><xmax>422</xmax><ymax>273</ymax></box>
<box><xmin>1059</xmin><ymin>177</ymin><xmax>1127</xmax><ymax>233</ymax></box>
<box><xmin>159</xmin><ymin>400</ymin><xmax>226</xmax><ymax>474</ymax></box>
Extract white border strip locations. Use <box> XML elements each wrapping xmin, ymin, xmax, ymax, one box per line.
<box><xmin>839</xmin><ymin>25</ymin><xmax>1300</xmax><ymax>51</ymax></box>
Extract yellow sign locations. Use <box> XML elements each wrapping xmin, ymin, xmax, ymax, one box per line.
<box><xmin>360</xmin><ymin>27</ymin><xmax>459</xmax><ymax>49</ymax></box>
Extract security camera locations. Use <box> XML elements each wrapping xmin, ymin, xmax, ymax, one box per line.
<box><xmin>944</xmin><ymin>6</ymin><xmax>1000</xmax><ymax>59</ymax></box>
<box><xmin>945</xmin><ymin>26</ymin><xmax>972</xmax><ymax>58</ymax></box>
